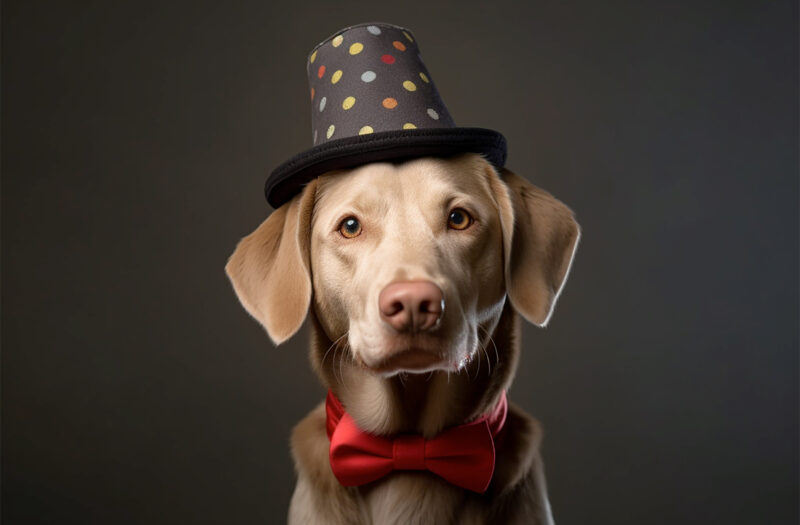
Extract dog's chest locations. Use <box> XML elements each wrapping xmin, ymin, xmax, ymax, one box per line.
<box><xmin>359</xmin><ymin>473</ymin><xmax>485</xmax><ymax>525</ymax></box>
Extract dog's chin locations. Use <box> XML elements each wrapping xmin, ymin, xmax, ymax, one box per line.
<box><xmin>369</xmin><ymin>348</ymin><xmax>446</xmax><ymax>377</ymax></box>
<box><xmin>358</xmin><ymin>334</ymin><xmax>472</xmax><ymax>377</ymax></box>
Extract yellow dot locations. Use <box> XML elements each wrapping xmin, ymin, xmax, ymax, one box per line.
<box><xmin>403</xmin><ymin>123</ymin><xmax>417</xmax><ymax>129</ymax></box>
<box><xmin>332</xmin><ymin>35</ymin><xmax>343</xmax><ymax>47</ymax></box>
<box><xmin>402</xmin><ymin>80</ymin><xmax>417</xmax><ymax>91</ymax></box>
<box><xmin>419</xmin><ymin>72</ymin><xmax>429</xmax><ymax>83</ymax></box>
<box><xmin>359</xmin><ymin>126</ymin><xmax>374</xmax><ymax>135</ymax></box>
<box><xmin>309</xmin><ymin>50</ymin><xmax>317</xmax><ymax>64</ymax></box>
<box><xmin>326</xmin><ymin>125</ymin><xmax>335</xmax><ymax>139</ymax></box>
<box><xmin>403</xmin><ymin>31</ymin><xmax>414</xmax><ymax>42</ymax></box>
<box><xmin>342</xmin><ymin>96</ymin><xmax>356</xmax><ymax>110</ymax></box>
<box><xmin>331</xmin><ymin>70</ymin><xmax>343</xmax><ymax>84</ymax></box>
<box><xmin>349</xmin><ymin>42</ymin><xmax>364</xmax><ymax>55</ymax></box>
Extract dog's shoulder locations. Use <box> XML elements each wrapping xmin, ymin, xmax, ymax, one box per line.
<box><xmin>491</xmin><ymin>400</ymin><xmax>544</xmax><ymax>495</ymax></box>
<box><xmin>486</xmin><ymin>401</ymin><xmax>555</xmax><ymax>524</ymax></box>
<box><xmin>289</xmin><ymin>402</ymin><xmax>365</xmax><ymax>525</ymax></box>
<box><xmin>290</xmin><ymin>402</ymin><xmax>331</xmax><ymax>482</ymax></box>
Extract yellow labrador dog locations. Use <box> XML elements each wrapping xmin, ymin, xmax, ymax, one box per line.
<box><xmin>226</xmin><ymin>153</ymin><xmax>580</xmax><ymax>524</ymax></box>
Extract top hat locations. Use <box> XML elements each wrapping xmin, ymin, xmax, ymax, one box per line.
<box><xmin>264</xmin><ymin>22</ymin><xmax>507</xmax><ymax>208</ymax></box>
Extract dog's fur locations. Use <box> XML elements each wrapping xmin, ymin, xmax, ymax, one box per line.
<box><xmin>226</xmin><ymin>154</ymin><xmax>580</xmax><ymax>524</ymax></box>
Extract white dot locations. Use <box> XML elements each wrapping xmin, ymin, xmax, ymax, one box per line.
<box><xmin>361</xmin><ymin>71</ymin><xmax>376</xmax><ymax>82</ymax></box>
<box><xmin>427</xmin><ymin>108</ymin><xmax>439</xmax><ymax>120</ymax></box>
<box><xmin>367</xmin><ymin>25</ymin><xmax>381</xmax><ymax>35</ymax></box>
<box><xmin>319</xmin><ymin>97</ymin><xmax>327</xmax><ymax>111</ymax></box>
<box><xmin>313</xmin><ymin>130</ymin><xmax>318</xmax><ymax>144</ymax></box>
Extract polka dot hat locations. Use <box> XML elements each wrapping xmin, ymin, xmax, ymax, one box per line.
<box><xmin>265</xmin><ymin>22</ymin><xmax>507</xmax><ymax>208</ymax></box>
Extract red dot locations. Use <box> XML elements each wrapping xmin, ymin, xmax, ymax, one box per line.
<box><xmin>318</xmin><ymin>65</ymin><xmax>326</xmax><ymax>78</ymax></box>
<box><xmin>381</xmin><ymin>54</ymin><xmax>395</xmax><ymax>64</ymax></box>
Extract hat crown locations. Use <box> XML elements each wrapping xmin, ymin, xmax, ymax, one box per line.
<box><xmin>264</xmin><ymin>22</ymin><xmax>506</xmax><ymax>208</ymax></box>
<box><xmin>306</xmin><ymin>23</ymin><xmax>456</xmax><ymax>145</ymax></box>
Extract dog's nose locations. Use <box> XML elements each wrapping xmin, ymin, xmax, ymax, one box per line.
<box><xmin>379</xmin><ymin>281</ymin><xmax>444</xmax><ymax>332</ymax></box>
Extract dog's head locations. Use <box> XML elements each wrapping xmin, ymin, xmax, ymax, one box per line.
<box><xmin>226</xmin><ymin>154</ymin><xmax>579</xmax><ymax>381</ymax></box>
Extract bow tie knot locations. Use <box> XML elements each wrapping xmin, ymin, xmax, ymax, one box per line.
<box><xmin>325</xmin><ymin>390</ymin><xmax>508</xmax><ymax>493</ymax></box>
<box><xmin>393</xmin><ymin>435</ymin><xmax>427</xmax><ymax>470</ymax></box>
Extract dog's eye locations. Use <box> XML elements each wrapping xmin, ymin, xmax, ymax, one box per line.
<box><xmin>338</xmin><ymin>217</ymin><xmax>362</xmax><ymax>238</ymax></box>
<box><xmin>447</xmin><ymin>208</ymin><xmax>473</xmax><ymax>230</ymax></box>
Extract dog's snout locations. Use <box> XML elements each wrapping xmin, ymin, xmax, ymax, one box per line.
<box><xmin>379</xmin><ymin>281</ymin><xmax>444</xmax><ymax>332</ymax></box>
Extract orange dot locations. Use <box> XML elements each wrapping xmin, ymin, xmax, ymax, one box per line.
<box><xmin>382</xmin><ymin>97</ymin><xmax>398</xmax><ymax>109</ymax></box>
<box><xmin>317</xmin><ymin>65</ymin><xmax>326</xmax><ymax>78</ymax></box>
<box><xmin>310</xmin><ymin>87</ymin><xmax>315</xmax><ymax>100</ymax></box>
<box><xmin>392</xmin><ymin>41</ymin><xmax>406</xmax><ymax>51</ymax></box>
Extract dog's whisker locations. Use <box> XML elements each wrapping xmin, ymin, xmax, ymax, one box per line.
<box><xmin>472</xmin><ymin>341</ymin><xmax>481</xmax><ymax>382</ymax></box>
<box><xmin>321</xmin><ymin>332</ymin><xmax>349</xmax><ymax>371</ymax></box>
<box><xmin>341</xmin><ymin>342</ymin><xmax>355</xmax><ymax>396</ymax></box>
<box><xmin>476</xmin><ymin>331</ymin><xmax>492</xmax><ymax>378</ymax></box>
<box><xmin>475</xmin><ymin>340</ymin><xmax>485</xmax><ymax>379</ymax></box>
<box><xmin>321</xmin><ymin>344</ymin><xmax>335</xmax><ymax>370</ymax></box>
<box><xmin>482</xmin><ymin>345</ymin><xmax>492</xmax><ymax>377</ymax></box>
<box><xmin>343</xmin><ymin>341</ymin><xmax>354</xmax><ymax>392</ymax></box>
<box><xmin>330</xmin><ymin>344</ymin><xmax>340</xmax><ymax>384</ymax></box>
<box><xmin>478</xmin><ymin>325</ymin><xmax>500</xmax><ymax>374</ymax></box>
<box><xmin>336</xmin><ymin>343</ymin><xmax>348</xmax><ymax>389</ymax></box>
<box><xmin>325</xmin><ymin>332</ymin><xmax>349</xmax><ymax>390</ymax></box>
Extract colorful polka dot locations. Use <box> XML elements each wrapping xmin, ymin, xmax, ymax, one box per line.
<box><xmin>303</xmin><ymin>25</ymin><xmax>460</xmax><ymax>150</ymax></box>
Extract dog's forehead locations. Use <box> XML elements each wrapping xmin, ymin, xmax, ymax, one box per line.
<box><xmin>314</xmin><ymin>155</ymin><xmax>492</xmax><ymax>217</ymax></box>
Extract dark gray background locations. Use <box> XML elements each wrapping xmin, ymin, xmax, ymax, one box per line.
<box><xmin>3</xmin><ymin>1</ymin><xmax>797</xmax><ymax>523</ymax></box>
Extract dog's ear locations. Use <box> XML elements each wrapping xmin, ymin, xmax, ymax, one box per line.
<box><xmin>489</xmin><ymin>167</ymin><xmax>581</xmax><ymax>327</ymax></box>
<box><xmin>225</xmin><ymin>180</ymin><xmax>317</xmax><ymax>344</ymax></box>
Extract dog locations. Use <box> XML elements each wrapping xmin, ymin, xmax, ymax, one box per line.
<box><xmin>226</xmin><ymin>153</ymin><xmax>581</xmax><ymax>524</ymax></box>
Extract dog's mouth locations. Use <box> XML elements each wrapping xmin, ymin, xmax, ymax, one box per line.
<box><xmin>369</xmin><ymin>347</ymin><xmax>445</xmax><ymax>375</ymax></box>
<box><xmin>359</xmin><ymin>331</ymin><xmax>474</xmax><ymax>376</ymax></box>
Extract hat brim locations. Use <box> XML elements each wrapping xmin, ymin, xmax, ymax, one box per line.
<box><xmin>264</xmin><ymin>127</ymin><xmax>507</xmax><ymax>208</ymax></box>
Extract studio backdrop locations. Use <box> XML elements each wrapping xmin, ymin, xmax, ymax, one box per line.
<box><xmin>2</xmin><ymin>1</ymin><xmax>797</xmax><ymax>524</ymax></box>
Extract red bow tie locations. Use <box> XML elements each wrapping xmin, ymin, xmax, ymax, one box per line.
<box><xmin>325</xmin><ymin>390</ymin><xmax>508</xmax><ymax>494</ymax></box>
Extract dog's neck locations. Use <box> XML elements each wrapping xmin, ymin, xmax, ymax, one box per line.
<box><xmin>309</xmin><ymin>301</ymin><xmax>519</xmax><ymax>438</ymax></box>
